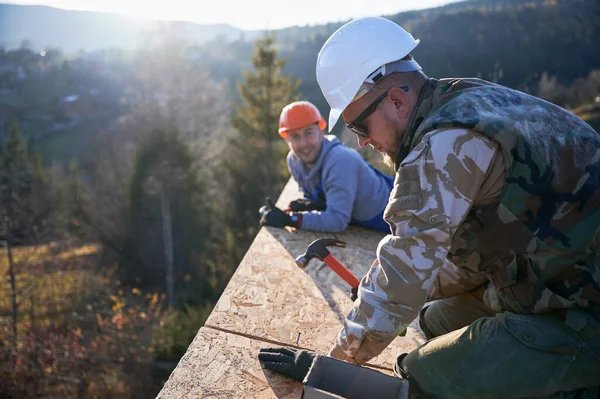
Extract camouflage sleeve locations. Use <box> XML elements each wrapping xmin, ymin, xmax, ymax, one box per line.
<box><xmin>333</xmin><ymin>128</ymin><xmax>500</xmax><ymax>363</ymax></box>
<box><xmin>427</xmin><ymin>259</ymin><xmax>489</xmax><ymax>301</ymax></box>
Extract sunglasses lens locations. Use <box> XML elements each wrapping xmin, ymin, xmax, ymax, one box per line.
<box><xmin>348</xmin><ymin>124</ymin><xmax>368</xmax><ymax>138</ymax></box>
<box><xmin>347</xmin><ymin>90</ymin><xmax>390</xmax><ymax>139</ymax></box>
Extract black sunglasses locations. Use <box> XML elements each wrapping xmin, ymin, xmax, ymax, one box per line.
<box><xmin>346</xmin><ymin>86</ymin><xmax>409</xmax><ymax>138</ymax></box>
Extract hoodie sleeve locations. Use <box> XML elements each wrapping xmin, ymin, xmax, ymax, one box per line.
<box><xmin>298</xmin><ymin>147</ymin><xmax>362</xmax><ymax>232</ymax></box>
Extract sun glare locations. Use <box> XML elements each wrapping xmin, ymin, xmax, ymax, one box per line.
<box><xmin>17</xmin><ymin>0</ymin><xmax>461</xmax><ymax>30</ymax></box>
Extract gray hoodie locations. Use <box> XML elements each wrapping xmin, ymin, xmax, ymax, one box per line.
<box><xmin>287</xmin><ymin>135</ymin><xmax>392</xmax><ymax>232</ymax></box>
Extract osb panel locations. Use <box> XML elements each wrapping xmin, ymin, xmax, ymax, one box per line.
<box><xmin>156</xmin><ymin>327</ymin><xmax>302</xmax><ymax>399</ymax></box>
<box><xmin>158</xmin><ymin>179</ymin><xmax>426</xmax><ymax>398</ymax></box>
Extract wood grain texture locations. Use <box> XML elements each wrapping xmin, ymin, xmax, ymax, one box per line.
<box><xmin>156</xmin><ymin>327</ymin><xmax>301</xmax><ymax>399</ymax></box>
<box><xmin>157</xmin><ymin>179</ymin><xmax>426</xmax><ymax>398</ymax></box>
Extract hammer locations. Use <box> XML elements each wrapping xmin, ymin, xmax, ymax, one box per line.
<box><xmin>295</xmin><ymin>238</ymin><xmax>361</xmax><ymax>299</ymax></box>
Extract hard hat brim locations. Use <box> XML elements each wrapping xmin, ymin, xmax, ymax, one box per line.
<box><xmin>279</xmin><ymin>118</ymin><xmax>327</xmax><ymax>138</ymax></box>
<box><xmin>328</xmin><ymin>108</ymin><xmax>342</xmax><ymax>132</ymax></box>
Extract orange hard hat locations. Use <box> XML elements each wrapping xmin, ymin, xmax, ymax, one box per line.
<box><xmin>278</xmin><ymin>101</ymin><xmax>327</xmax><ymax>138</ymax></box>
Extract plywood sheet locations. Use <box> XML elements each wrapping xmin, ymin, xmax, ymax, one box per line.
<box><xmin>156</xmin><ymin>327</ymin><xmax>302</xmax><ymax>399</ymax></box>
<box><xmin>158</xmin><ymin>179</ymin><xmax>426</xmax><ymax>398</ymax></box>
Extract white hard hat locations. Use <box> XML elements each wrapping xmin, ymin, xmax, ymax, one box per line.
<box><xmin>316</xmin><ymin>17</ymin><xmax>421</xmax><ymax>131</ymax></box>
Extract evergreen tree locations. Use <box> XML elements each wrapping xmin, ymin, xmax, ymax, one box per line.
<box><xmin>0</xmin><ymin>121</ymin><xmax>48</xmax><ymax>344</ymax></box>
<box><xmin>226</xmin><ymin>34</ymin><xmax>299</xmax><ymax>246</ymax></box>
<box><xmin>126</xmin><ymin>127</ymin><xmax>211</xmax><ymax>306</ymax></box>
<box><xmin>0</xmin><ymin>121</ymin><xmax>48</xmax><ymax>245</ymax></box>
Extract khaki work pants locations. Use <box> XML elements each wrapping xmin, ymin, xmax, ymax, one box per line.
<box><xmin>400</xmin><ymin>292</ymin><xmax>600</xmax><ymax>399</ymax></box>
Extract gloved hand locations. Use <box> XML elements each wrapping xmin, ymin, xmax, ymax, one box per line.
<box><xmin>258</xmin><ymin>347</ymin><xmax>316</xmax><ymax>382</ymax></box>
<box><xmin>259</xmin><ymin>198</ymin><xmax>301</xmax><ymax>228</ymax></box>
<box><xmin>287</xmin><ymin>198</ymin><xmax>326</xmax><ymax>212</ymax></box>
<box><xmin>350</xmin><ymin>286</ymin><xmax>358</xmax><ymax>301</ymax></box>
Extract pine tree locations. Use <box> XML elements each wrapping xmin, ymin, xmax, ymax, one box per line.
<box><xmin>127</xmin><ymin>127</ymin><xmax>211</xmax><ymax>307</ymax></box>
<box><xmin>226</xmin><ymin>34</ymin><xmax>299</xmax><ymax>245</ymax></box>
<box><xmin>0</xmin><ymin>121</ymin><xmax>49</xmax><ymax>244</ymax></box>
<box><xmin>0</xmin><ymin>121</ymin><xmax>48</xmax><ymax>345</ymax></box>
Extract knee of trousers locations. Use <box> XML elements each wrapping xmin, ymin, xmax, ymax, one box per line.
<box><xmin>399</xmin><ymin>337</ymin><xmax>467</xmax><ymax>399</ymax></box>
<box><xmin>418</xmin><ymin>305</ymin><xmax>437</xmax><ymax>340</ymax></box>
<box><xmin>418</xmin><ymin>302</ymin><xmax>455</xmax><ymax>340</ymax></box>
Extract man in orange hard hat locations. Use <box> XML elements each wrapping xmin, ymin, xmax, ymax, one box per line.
<box><xmin>259</xmin><ymin>100</ymin><xmax>394</xmax><ymax>233</ymax></box>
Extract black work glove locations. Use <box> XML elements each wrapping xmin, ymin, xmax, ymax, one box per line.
<box><xmin>350</xmin><ymin>286</ymin><xmax>358</xmax><ymax>301</ymax></box>
<box><xmin>259</xmin><ymin>198</ymin><xmax>301</xmax><ymax>228</ymax></box>
<box><xmin>287</xmin><ymin>198</ymin><xmax>326</xmax><ymax>212</ymax></box>
<box><xmin>258</xmin><ymin>347</ymin><xmax>316</xmax><ymax>382</ymax></box>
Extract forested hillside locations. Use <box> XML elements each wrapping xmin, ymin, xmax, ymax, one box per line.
<box><xmin>198</xmin><ymin>0</ymin><xmax>599</xmax><ymax>124</ymax></box>
<box><xmin>0</xmin><ymin>0</ymin><xmax>598</xmax><ymax>396</ymax></box>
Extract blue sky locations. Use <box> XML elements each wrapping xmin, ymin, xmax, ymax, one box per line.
<box><xmin>5</xmin><ymin>0</ymin><xmax>460</xmax><ymax>30</ymax></box>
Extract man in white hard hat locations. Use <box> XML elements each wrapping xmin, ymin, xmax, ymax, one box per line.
<box><xmin>258</xmin><ymin>16</ymin><xmax>600</xmax><ymax>398</ymax></box>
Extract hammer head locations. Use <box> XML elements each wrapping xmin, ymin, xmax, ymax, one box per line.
<box><xmin>295</xmin><ymin>237</ymin><xmax>347</xmax><ymax>269</ymax></box>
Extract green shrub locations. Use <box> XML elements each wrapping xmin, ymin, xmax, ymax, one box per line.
<box><xmin>152</xmin><ymin>304</ymin><xmax>213</xmax><ymax>362</ymax></box>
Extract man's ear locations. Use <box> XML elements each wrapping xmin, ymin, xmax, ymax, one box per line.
<box><xmin>388</xmin><ymin>87</ymin><xmax>411</xmax><ymax>119</ymax></box>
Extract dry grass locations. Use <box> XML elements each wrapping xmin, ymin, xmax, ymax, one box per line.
<box><xmin>0</xmin><ymin>242</ymin><xmax>103</xmax><ymax>329</ymax></box>
<box><xmin>0</xmin><ymin>241</ymin><xmax>167</xmax><ymax>398</ymax></box>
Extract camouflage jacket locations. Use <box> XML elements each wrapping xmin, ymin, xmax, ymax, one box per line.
<box><xmin>334</xmin><ymin>78</ymin><xmax>600</xmax><ymax>363</ymax></box>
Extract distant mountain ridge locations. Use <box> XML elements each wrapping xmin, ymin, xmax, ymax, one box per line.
<box><xmin>0</xmin><ymin>1</ymin><xmax>504</xmax><ymax>53</ymax></box>
<box><xmin>0</xmin><ymin>0</ymin><xmax>558</xmax><ymax>53</ymax></box>
<box><xmin>0</xmin><ymin>3</ymin><xmax>264</xmax><ymax>52</ymax></box>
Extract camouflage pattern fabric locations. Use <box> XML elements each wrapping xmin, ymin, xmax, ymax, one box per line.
<box><xmin>333</xmin><ymin>78</ymin><xmax>600</xmax><ymax>363</ymax></box>
<box><xmin>332</xmin><ymin>128</ymin><xmax>502</xmax><ymax>363</ymax></box>
<box><xmin>410</xmin><ymin>78</ymin><xmax>600</xmax><ymax>314</ymax></box>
